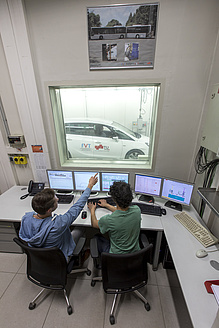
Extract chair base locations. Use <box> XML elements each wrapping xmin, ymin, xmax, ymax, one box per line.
<box><xmin>91</xmin><ymin>276</ymin><xmax>102</xmax><ymax>287</ymax></box>
<box><xmin>29</xmin><ymin>287</ymin><xmax>73</xmax><ymax>315</ymax></box>
<box><xmin>108</xmin><ymin>289</ymin><xmax>150</xmax><ymax>325</ymax></box>
<box><xmin>68</xmin><ymin>267</ymin><xmax>91</xmax><ymax>276</ymax></box>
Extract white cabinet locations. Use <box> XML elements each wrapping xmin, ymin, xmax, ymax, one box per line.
<box><xmin>0</xmin><ymin>221</ymin><xmax>22</xmax><ymax>253</ymax></box>
<box><xmin>201</xmin><ymin>83</ymin><xmax>219</xmax><ymax>155</ymax></box>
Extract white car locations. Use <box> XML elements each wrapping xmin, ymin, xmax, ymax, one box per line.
<box><xmin>64</xmin><ymin>119</ymin><xmax>149</xmax><ymax>160</ymax></box>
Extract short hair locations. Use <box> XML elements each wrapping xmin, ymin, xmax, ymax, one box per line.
<box><xmin>32</xmin><ymin>188</ymin><xmax>56</xmax><ymax>215</ymax></box>
<box><xmin>109</xmin><ymin>181</ymin><xmax>133</xmax><ymax>209</ymax></box>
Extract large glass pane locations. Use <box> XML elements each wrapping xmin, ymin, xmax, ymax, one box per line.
<box><xmin>49</xmin><ymin>85</ymin><xmax>160</xmax><ymax>169</ymax></box>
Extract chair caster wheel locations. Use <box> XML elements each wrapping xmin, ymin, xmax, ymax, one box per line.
<box><xmin>29</xmin><ymin>302</ymin><xmax>36</xmax><ymax>310</ymax></box>
<box><xmin>91</xmin><ymin>280</ymin><xmax>96</xmax><ymax>287</ymax></box>
<box><xmin>67</xmin><ymin>305</ymin><xmax>73</xmax><ymax>315</ymax></box>
<box><xmin>86</xmin><ymin>269</ymin><xmax>91</xmax><ymax>276</ymax></box>
<box><xmin>145</xmin><ymin>302</ymin><xmax>150</xmax><ymax>311</ymax></box>
<box><xmin>110</xmin><ymin>315</ymin><xmax>115</xmax><ymax>325</ymax></box>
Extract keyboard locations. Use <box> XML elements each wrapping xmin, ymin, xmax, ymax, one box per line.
<box><xmin>174</xmin><ymin>211</ymin><xmax>219</xmax><ymax>248</ymax></box>
<box><xmin>56</xmin><ymin>194</ymin><xmax>74</xmax><ymax>204</ymax></box>
<box><xmin>87</xmin><ymin>197</ymin><xmax>116</xmax><ymax>208</ymax></box>
<box><xmin>132</xmin><ymin>202</ymin><xmax>162</xmax><ymax>216</ymax></box>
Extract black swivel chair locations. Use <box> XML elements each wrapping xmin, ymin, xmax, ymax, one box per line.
<box><xmin>13</xmin><ymin>237</ymin><xmax>91</xmax><ymax>315</ymax></box>
<box><xmin>90</xmin><ymin>234</ymin><xmax>153</xmax><ymax>325</ymax></box>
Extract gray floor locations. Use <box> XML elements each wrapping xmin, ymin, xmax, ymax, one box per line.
<box><xmin>0</xmin><ymin>251</ymin><xmax>193</xmax><ymax>328</ymax></box>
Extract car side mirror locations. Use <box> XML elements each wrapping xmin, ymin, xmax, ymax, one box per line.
<box><xmin>112</xmin><ymin>136</ymin><xmax>118</xmax><ymax>142</ymax></box>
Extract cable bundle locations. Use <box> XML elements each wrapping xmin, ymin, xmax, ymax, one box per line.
<box><xmin>194</xmin><ymin>146</ymin><xmax>219</xmax><ymax>216</ymax></box>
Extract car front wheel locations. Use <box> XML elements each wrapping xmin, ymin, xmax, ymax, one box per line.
<box><xmin>125</xmin><ymin>149</ymin><xmax>144</xmax><ymax>159</ymax></box>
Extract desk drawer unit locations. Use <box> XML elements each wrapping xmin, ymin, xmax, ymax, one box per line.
<box><xmin>0</xmin><ymin>221</ymin><xmax>22</xmax><ymax>253</ymax></box>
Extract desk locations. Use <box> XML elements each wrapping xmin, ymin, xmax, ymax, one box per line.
<box><xmin>162</xmin><ymin>205</ymin><xmax>219</xmax><ymax>328</ymax></box>
<box><xmin>0</xmin><ymin>186</ymin><xmax>163</xmax><ymax>270</ymax></box>
<box><xmin>0</xmin><ymin>186</ymin><xmax>219</xmax><ymax>327</ymax></box>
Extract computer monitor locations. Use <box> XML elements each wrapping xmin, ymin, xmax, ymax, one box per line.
<box><xmin>47</xmin><ymin>170</ymin><xmax>74</xmax><ymax>193</ymax></box>
<box><xmin>134</xmin><ymin>174</ymin><xmax>162</xmax><ymax>203</ymax></box>
<box><xmin>73</xmin><ymin>171</ymin><xmax>100</xmax><ymax>193</ymax></box>
<box><xmin>101</xmin><ymin>172</ymin><xmax>129</xmax><ymax>192</ymax></box>
<box><xmin>161</xmin><ymin>178</ymin><xmax>194</xmax><ymax>211</ymax></box>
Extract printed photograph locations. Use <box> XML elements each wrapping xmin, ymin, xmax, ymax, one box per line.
<box><xmin>87</xmin><ymin>3</ymin><xmax>158</xmax><ymax>69</ymax></box>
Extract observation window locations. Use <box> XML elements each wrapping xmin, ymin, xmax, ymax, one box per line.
<box><xmin>49</xmin><ymin>85</ymin><xmax>160</xmax><ymax>169</ymax></box>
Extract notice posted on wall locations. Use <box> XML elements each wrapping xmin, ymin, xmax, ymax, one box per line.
<box><xmin>31</xmin><ymin>145</ymin><xmax>47</xmax><ymax>183</ymax></box>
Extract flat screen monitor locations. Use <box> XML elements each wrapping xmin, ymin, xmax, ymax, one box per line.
<box><xmin>161</xmin><ymin>178</ymin><xmax>194</xmax><ymax>211</ymax></box>
<box><xmin>47</xmin><ymin>170</ymin><xmax>74</xmax><ymax>193</ymax></box>
<box><xmin>101</xmin><ymin>172</ymin><xmax>129</xmax><ymax>192</ymax></box>
<box><xmin>134</xmin><ymin>174</ymin><xmax>162</xmax><ymax>203</ymax></box>
<box><xmin>73</xmin><ymin>171</ymin><xmax>100</xmax><ymax>192</ymax></box>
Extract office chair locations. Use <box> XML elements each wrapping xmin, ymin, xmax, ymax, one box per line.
<box><xmin>90</xmin><ymin>232</ymin><xmax>152</xmax><ymax>286</ymax></box>
<box><xmin>90</xmin><ymin>234</ymin><xmax>153</xmax><ymax>325</ymax></box>
<box><xmin>13</xmin><ymin>237</ymin><xmax>91</xmax><ymax>315</ymax></box>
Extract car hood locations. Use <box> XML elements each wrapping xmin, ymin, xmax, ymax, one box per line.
<box><xmin>136</xmin><ymin>134</ymin><xmax>149</xmax><ymax>145</ymax></box>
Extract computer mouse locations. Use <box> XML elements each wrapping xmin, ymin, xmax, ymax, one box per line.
<box><xmin>161</xmin><ymin>208</ymin><xmax>166</xmax><ymax>215</ymax></box>
<box><xmin>81</xmin><ymin>211</ymin><xmax>87</xmax><ymax>219</ymax></box>
<box><xmin>196</xmin><ymin>249</ymin><xmax>208</xmax><ymax>258</ymax></box>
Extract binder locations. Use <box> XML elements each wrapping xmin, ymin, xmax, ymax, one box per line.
<box><xmin>204</xmin><ymin>280</ymin><xmax>219</xmax><ymax>294</ymax></box>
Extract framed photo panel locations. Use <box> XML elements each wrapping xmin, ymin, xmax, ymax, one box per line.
<box><xmin>87</xmin><ymin>3</ymin><xmax>159</xmax><ymax>70</ymax></box>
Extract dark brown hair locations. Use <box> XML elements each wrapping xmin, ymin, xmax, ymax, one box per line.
<box><xmin>32</xmin><ymin>188</ymin><xmax>55</xmax><ymax>215</ymax></box>
<box><xmin>109</xmin><ymin>181</ymin><xmax>133</xmax><ymax>209</ymax></box>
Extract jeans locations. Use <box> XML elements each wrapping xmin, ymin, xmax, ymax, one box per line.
<box><xmin>94</xmin><ymin>234</ymin><xmax>110</xmax><ymax>254</ymax></box>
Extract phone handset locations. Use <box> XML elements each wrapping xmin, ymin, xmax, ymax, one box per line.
<box><xmin>28</xmin><ymin>180</ymin><xmax>34</xmax><ymax>194</ymax></box>
<box><xmin>20</xmin><ymin>180</ymin><xmax>45</xmax><ymax>200</ymax></box>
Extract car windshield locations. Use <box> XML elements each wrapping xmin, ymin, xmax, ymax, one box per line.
<box><xmin>112</xmin><ymin>121</ymin><xmax>141</xmax><ymax>139</ymax></box>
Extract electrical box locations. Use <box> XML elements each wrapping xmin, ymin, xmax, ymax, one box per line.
<box><xmin>8</xmin><ymin>135</ymin><xmax>25</xmax><ymax>148</ymax></box>
<box><xmin>132</xmin><ymin>120</ymin><xmax>147</xmax><ymax>135</ymax></box>
<box><xmin>201</xmin><ymin>84</ymin><xmax>219</xmax><ymax>155</ymax></box>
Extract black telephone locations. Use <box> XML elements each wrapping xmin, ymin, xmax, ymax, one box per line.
<box><xmin>20</xmin><ymin>180</ymin><xmax>45</xmax><ymax>200</ymax></box>
<box><xmin>28</xmin><ymin>180</ymin><xmax>45</xmax><ymax>196</ymax></box>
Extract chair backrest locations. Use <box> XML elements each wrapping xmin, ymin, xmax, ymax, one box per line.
<box><xmin>13</xmin><ymin>237</ymin><xmax>67</xmax><ymax>289</ymax></box>
<box><xmin>101</xmin><ymin>244</ymin><xmax>153</xmax><ymax>293</ymax></box>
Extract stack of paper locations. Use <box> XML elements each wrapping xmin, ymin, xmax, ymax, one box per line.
<box><xmin>212</xmin><ymin>284</ymin><xmax>219</xmax><ymax>305</ymax></box>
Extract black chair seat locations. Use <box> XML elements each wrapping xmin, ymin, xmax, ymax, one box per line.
<box><xmin>13</xmin><ymin>237</ymin><xmax>90</xmax><ymax>315</ymax></box>
<box><xmin>90</xmin><ymin>233</ymin><xmax>153</xmax><ymax>325</ymax></box>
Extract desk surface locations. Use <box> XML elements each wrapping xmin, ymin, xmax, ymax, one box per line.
<box><xmin>0</xmin><ymin>186</ymin><xmax>219</xmax><ymax>328</ymax></box>
<box><xmin>162</xmin><ymin>206</ymin><xmax>219</xmax><ymax>328</ymax></box>
<box><xmin>0</xmin><ymin>186</ymin><xmax>163</xmax><ymax>231</ymax></box>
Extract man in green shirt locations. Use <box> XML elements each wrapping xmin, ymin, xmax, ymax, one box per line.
<box><xmin>88</xmin><ymin>181</ymin><xmax>141</xmax><ymax>254</ymax></box>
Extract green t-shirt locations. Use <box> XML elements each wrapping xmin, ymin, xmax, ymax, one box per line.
<box><xmin>98</xmin><ymin>205</ymin><xmax>141</xmax><ymax>254</ymax></box>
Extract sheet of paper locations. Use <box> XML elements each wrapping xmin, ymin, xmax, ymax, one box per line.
<box><xmin>212</xmin><ymin>284</ymin><xmax>219</xmax><ymax>305</ymax></box>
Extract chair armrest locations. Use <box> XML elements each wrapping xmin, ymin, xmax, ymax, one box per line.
<box><xmin>72</xmin><ymin>237</ymin><xmax>86</xmax><ymax>256</ymax></box>
<box><xmin>90</xmin><ymin>237</ymin><xmax>99</xmax><ymax>258</ymax></box>
<box><xmin>140</xmin><ymin>232</ymin><xmax>150</xmax><ymax>248</ymax></box>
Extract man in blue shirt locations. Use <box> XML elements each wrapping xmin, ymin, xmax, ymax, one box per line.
<box><xmin>19</xmin><ymin>173</ymin><xmax>98</xmax><ymax>264</ymax></box>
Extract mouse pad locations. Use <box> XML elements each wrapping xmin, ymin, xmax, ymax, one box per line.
<box><xmin>204</xmin><ymin>280</ymin><xmax>219</xmax><ymax>294</ymax></box>
<box><xmin>210</xmin><ymin>260</ymin><xmax>219</xmax><ymax>271</ymax></box>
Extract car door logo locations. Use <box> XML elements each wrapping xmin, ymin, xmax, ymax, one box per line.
<box><xmin>81</xmin><ymin>143</ymin><xmax>91</xmax><ymax>149</ymax></box>
<box><xmin>95</xmin><ymin>144</ymin><xmax>110</xmax><ymax>151</ymax></box>
<box><xmin>95</xmin><ymin>144</ymin><xmax>103</xmax><ymax>150</ymax></box>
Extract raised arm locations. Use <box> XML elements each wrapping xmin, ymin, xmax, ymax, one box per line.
<box><xmin>87</xmin><ymin>173</ymin><xmax>98</xmax><ymax>190</ymax></box>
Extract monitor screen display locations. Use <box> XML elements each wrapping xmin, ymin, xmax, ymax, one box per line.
<box><xmin>134</xmin><ymin>174</ymin><xmax>162</xmax><ymax>197</ymax></box>
<box><xmin>161</xmin><ymin>178</ymin><xmax>194</xmax><ymax>206</ymax></box>
<box><xmin>47</xmin><ymin>170</ymin><xmax>74</xmax><ymax>191</ymax></box>
<box><xmin>101</xmin><ymin>172</ymin><xmax>129</xmax><ymax>192</ymax></box>
<box><xmin>73</xmin><ymin>171</ymin><xmax>100</xmax><ymax>191</ymax></box>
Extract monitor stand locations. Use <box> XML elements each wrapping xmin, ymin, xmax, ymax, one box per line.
<box><xmin>90</xmin><ymin>191</ymin><xmax>98</xmax><ymax>196</ymax></box>
<box><xmin>56</xmin><ymin>189</ymin><xmax>73</xmax><ymax>194</ymax></box>
<box><xmin>138</xmin><ymin>194</ymin><xmax>154</xmax><ymax>203</ymax></box>
<box><xmin>165</xmin><ymin>200</ymin><xmax>182</xmax><ymax>211</ymax></box>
